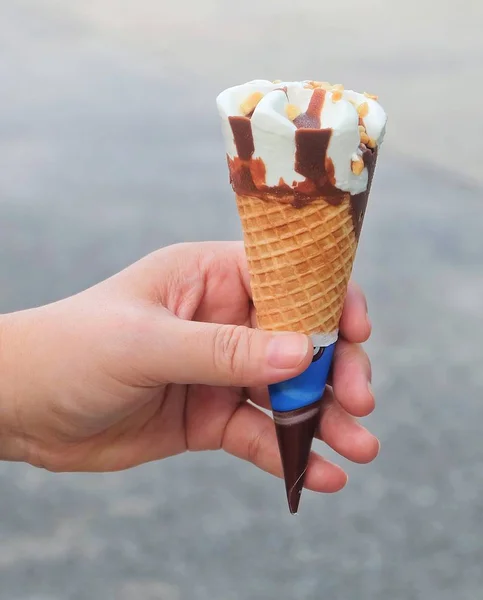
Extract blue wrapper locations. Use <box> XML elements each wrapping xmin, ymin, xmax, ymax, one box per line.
<box><xmin>269</xmin><ymin>342</ymin><xmax>336</xmax><ymax>412</ymax></box>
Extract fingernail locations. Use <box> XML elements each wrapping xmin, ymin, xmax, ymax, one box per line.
<box><xmin>367</xmin><ymin>381</ymin><xmax>374</xmax><ymax>398</ymax></box>
<box><xmin>374</xmin><ymin>438</ymin><xmax>381</xmax><ymax>457</ymax></box>
<box><xmin>366</xmin><ymin>312</ymin><xmax>372</xmax><ymax>330</ymax></box>
<box><xmin>267</xmin><ymin>333</ymin><xmax>310</xmax><ymax>369</ymax></box>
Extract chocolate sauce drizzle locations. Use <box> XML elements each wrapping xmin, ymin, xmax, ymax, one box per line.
<box><xmin>228</xmin><ymin>116</ymin><xmax>254</xmax><ymax>161</ymax></box>
<box><xmin>293</xmin><ymin>88</ymin><xmax>325</xmax><ymax>129</ymax></box>
<box><xmin>227</xmin><ymin>88</ymin><xmax>378</xmax><ymax>239</ymax></box>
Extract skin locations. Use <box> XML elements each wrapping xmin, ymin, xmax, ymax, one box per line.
<box><xmin>0</xmin><ymin>242</ymin><xmax>378</xmax><ymax>495</ymax></box>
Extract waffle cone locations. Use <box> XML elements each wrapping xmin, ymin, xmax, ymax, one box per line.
<box><xmin>236</xmin><ymin>193</ymin><xmax>359</xmax><ymax>337</ymax></box>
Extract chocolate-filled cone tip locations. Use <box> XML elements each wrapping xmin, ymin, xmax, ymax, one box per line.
<box><xmin>273</xmin><ymin>401</ymin><xmax>322</xmax><ymax>515</ymax></box>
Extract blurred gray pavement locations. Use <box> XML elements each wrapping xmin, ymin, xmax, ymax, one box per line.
<box><xmin>1</xmin><ymin>2</ymin><xmax>483</xmax><ymax>599</ymax></box>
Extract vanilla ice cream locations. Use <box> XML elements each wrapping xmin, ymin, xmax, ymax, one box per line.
<box><xmin>217</xmin><ymin>79</ymin><xmax>387</xmax><ymax>201</ymax></box>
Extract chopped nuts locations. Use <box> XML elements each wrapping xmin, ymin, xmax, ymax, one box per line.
<box><xmin>304</xmin><ymin>80</ymin><xmax>332</xmax><ymax>89</ymax></box>
<box><xmin>272</xmin><ymin>79</ymin><xmax>282</xmax><ymax>84</ymax></box>
<box><xmin>364</xmin><ymin>92</ymin><xmax>379</xmax><ymax>101</ymax></box>
<box><xmin>360</xmin><ymin>131</ymin><xmax>370</xmax><ymax>145</ymax></box>
<box><xmin>240</xmin><ymin>92</ymin><xmax>264</xmax><ymax>116</ymax></box>
<box><xmin>285</xmin><ymin>104</ymin><xmax>302</xmax><ymax>121</ymax></box>
<box><xmin>348</xmin><ymin>99</ymin><xmax>358</xmax><ymax>107</ymax></box>
<box><xmin>357</xmin><ymin>102</ymin><xmax>369</xmax><ymax>118</ymax></box>
<box><xmin>331</xmin><ymin>90</ymin><xmax>343</xmax><ymax>103</ymax></box>
<box><xmin>351</xmin><ymin>159</ymin><xmax>364</xmax><ymax>175</ymax></box>
<box><xmin>331</xmin><ymin>83</ymin><xmax>344</xmax><ymax>91</ymax></box>
<box><xmin>358</xmin><ymin>125</ymin><xmax>366</xmax><ymax>133</ymax></box>
<box><xmin>367</xmin><ymin>137</ymin><xmax>377</xmax><ymax>149</ymax></box>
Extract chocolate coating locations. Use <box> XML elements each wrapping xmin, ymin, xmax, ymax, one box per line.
<box><xmin>273</xmin><ymin>400</ymin><xmax>322</xmax><ymax>514</ymax></box>
<box><xmin>350</xmin><ymin>146</ymin><xmax>378</xmax><ymax>239</ymax></box>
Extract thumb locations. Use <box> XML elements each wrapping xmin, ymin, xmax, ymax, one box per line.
<box><xmin>145</xmin><ymin>314</ymin><xmax>313</xmax><ymax>387</ymax></box>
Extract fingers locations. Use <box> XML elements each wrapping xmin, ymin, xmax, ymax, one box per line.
<box><xmin>222</xmin><ymin>402</ymin><xmax>348</xmax><ymax>493</ymax></box>
<box><xmin>339</xmin><ymin>281</ymin><xmax>371</xmax><ymax>343</ymax></box>
<box><xmin>331</xmin><ymin>338</ymin><xmax>374</xmax><ymax>417</ymax></box>
<box><xmin>249</xmin><ymin>337</ymin><xmax>375</xmax><ymax>419</ymax></box>
<box><xmin>247</xmin><ymin>384</ymin><xmax>379</xmax><ymax>465</ymax></box>
<box><xmin>143</xmin><ymin>311</ymin><xmax>313</xmax><ymax>387</ymax></box>
<box><xmin>113</xmin><ymin>241</ymin><xmax>252</xmax><ymax>308</ymax></box>
<box><xmin>316</xmin><ymin>388</ymin><xmax>380</xmax><ymax>464</ymax></box>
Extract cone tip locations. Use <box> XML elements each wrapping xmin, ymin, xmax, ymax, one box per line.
<box><xmin>286</xmin><ymin>469</ymin><xmax>306</xmax><ymax>515</ymax></box>
<box><xmin>273</xmin><ymin>403</ymin><xmax>321</xmax><ymax>516</ymax></box>
<box><xmin>288</xmin><ymin>495</ymin><xmax>301</xmax><ymax>515</ymax></box>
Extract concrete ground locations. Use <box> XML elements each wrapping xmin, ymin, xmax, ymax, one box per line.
<box><xmin>1</xmin><ymin>1</ymin><xmax>483</xmax><ymax>599</ymax></box>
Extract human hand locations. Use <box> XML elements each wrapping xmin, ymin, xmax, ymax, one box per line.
<box><xmin>0</xmin><ymin>242</ymin><xmax>378</xmax><ymax>494</ymax></box>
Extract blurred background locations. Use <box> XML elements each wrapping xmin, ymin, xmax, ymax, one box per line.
<box><xmin>1</xmin><ymin>1</ymin><xmax>482</xmax><ymax>598</ymax></box>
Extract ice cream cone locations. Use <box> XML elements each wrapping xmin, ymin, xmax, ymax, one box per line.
<box><xmin>235</xmin><ymin>191</ymin><xmax>369</xmax><ymax>513</ymax></box>
<box><xmin>216</xmin><ymin>79</ymin><xmax>386</xmax><ymax>514</ymax></box>
<box><xmin>235</xmin><ymin>192</ymin><xmax>358</xmax><ymax>338</ymax></box>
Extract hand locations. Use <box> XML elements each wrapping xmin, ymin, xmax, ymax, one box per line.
<box><xmin>0</xmin><ymin>242</ymin><xmax>378</xmax><ymax>494</ymax></box>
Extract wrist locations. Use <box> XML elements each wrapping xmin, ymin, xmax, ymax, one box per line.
<box><xmin>0</xmin><ymin>312</ymin><xmax>30</xmax><ymax>463</ymax></box>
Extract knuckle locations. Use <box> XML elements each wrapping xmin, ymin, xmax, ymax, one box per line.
<box><xmin>27</xmin><ymin>446</ymin><xmax>71</xmax><ymax>473</ymax></box>
<box><xmin>353</xmin><ymin>344</ymin><xmax>372</xmax><ymax>378</ymax></box>
<box><xmin>364</xmin><ymin>351</ymin><xmax>373</xmax><ymax>379</ymax></box>
<box><xmin>246</xmin><ymin>426</ymin><xmax>269</xmax><ymax>466</ymax></box>
<box><xmin>213</xmin><ymin>325</ymin><xmax>252</xmax><ymax>383</ymax></box>
<box><xmin>334</xmin><ymin>341</ymin><xmax>372</xmax><ymax>380</ymax></box>
<box><xmin>334</xmin><ymin>338</ymin><xmax>353</xmax><ymax>362</ymax></box>
<box><xmin>247</xmin><ymin>433</ymin><xmax>262</xmax><ymax>465</ymax></box>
